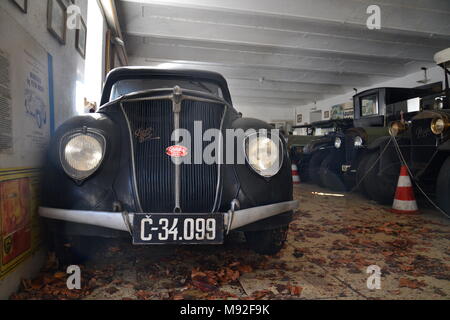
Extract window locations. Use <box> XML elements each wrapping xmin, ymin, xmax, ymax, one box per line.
<box><xmin>110</xmin><ymin>79</ymin><xmax>223</xmax><ymax>101</ymax></box>
<box><xmin>77</xmin><ymin>0</ymin><xmax>105</xmax><ymax>114</ymax></box>
<box><xmin>360</xmin><ymin>94</ymin><xmax>378</xmax><ymax>117</ymax></box>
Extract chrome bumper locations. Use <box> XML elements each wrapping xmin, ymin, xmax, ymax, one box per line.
<box><xmin>39</xmin><ymin>200</ymin><xmax>299</xmax><ymax>233</ymax></box>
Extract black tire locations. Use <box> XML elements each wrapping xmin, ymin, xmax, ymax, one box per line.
<box><xmin>297</xmin><ymin>159</ymin><xmax>310</xmax><ymax>182</ymax></box>
<box><xmin>319</xmin><ymin>152</ymin><xmax>347</xmax><ymax>192</ymax></box>
<box><xmin>47</xmin><ymin>231</ymin><xmax>90</xmax><ymax>266</ymax></box>
<box><xmin>436</xmin><ymin>157</ymin><xmax>450</xmax><ymax>216</ymax></box>
<box><xmin>355</xmin><ymin>152</ymin><xmax>371</xmax><ymax>196</ymax></box>
<box><xmin>363</xmin><ymin>147</ymin><xmax>401</xmax><ymax>205</ymax></box>
<box><xmin>245</xmin><ymin>226</ymin><xmax>288</xmax><ymax>255</ymax></box>
<box><xmin>308</xmin><ymin>150</ymin><xmax>329</xmax><ymax>186</ymax></box>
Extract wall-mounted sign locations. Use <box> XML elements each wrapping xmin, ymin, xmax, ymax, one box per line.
<box><xmin>0</xmin><ymin>8</ymin><xmax>54</xmax><ymax>280</ymax></box>
<box><xmin>331</xmin><ymin>102</ymin><xmax>354</xmax><ymax>120</ymax></box>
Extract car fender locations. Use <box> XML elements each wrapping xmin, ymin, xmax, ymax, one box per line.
<box><xmin>438</xmin><ymin>139</ymin><xmax>450</xmax><ymax>151</ymax></box>
<box><xmin>41</xmin><ymin>111</ymin><xmax>138</xmax><ymax>213</ymax></box>
<box><xmin>221</xmin><ymin>117</ymin><xmax>293</xmax><ymax>231</ymax></box>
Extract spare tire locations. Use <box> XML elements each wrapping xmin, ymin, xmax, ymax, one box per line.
<box><xmin>308</xmin><ymin>150</ymin><xmax>329</xmax><ymax>186</ymax></box>
<box><xmin>363</xmin><ymin>146</ymin><xmax>401</xmax><ymax>205</ymax></box>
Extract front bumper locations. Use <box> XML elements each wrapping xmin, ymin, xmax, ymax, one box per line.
<box><xmin>39</xmin><ymin>200</ymin><xmax>299</xmax><ymax>233</ymax></box>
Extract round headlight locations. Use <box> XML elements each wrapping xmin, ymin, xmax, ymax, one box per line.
<box><xmin>334</xmin><ymin>137</ymin><xmax>342</xmax><ymax>149</ymax></box>
<box><xmin>389</xmin><ymin>121</ymin><xmax>407</xmax><ymax>137</ymax></box>
<box><xmin>354</xmin><ymin>136</ymin><xmax>363</xmax><ymax>148</ymax></box>
<box><xmin>431</xmin><ymin>118</ymin><xmax>448</xmax><ymax>135</ymax></box>
<box><xmin>61</xmin><ymin>131</ymin><xmax>105</xmax><ymax>180</ymax></box>
<box><xmin>245</xmin><ymin>135</ymin><xmax>282</xmax><ymax>178</ymax></box>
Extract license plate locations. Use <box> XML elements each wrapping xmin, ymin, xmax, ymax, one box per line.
<box><xmin>132</xmin><ymin>214</ymin><xmax>224</xmax><ymax>245</ymax></box>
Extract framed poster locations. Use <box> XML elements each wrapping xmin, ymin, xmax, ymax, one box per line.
<box><xmin>11</xmin><ymin>0</ymin><xmax>28</xmax><ymax>13</ymax></box>
<box><xmin>296</xmin><ymin>114</ymin><xmax>303</xmax><ymax>124</ymax></box>
<box><xmin>47</xmin><ymin>0</ymin><xmax>67</xmax><ymax>45</ymax></box>
<box><xmin>324</xmin><ymin>110</ymin><xmax>330</xmax><ymax>119</ymax></box>
<box><xmin>0</xmin><ymin>8</ymin><xmax>55</xmax><ymax>279</ymax></box>
<box><xmin>75</xmin><ymin>16</ymin><xmax>87</xmax><ymax>59</ymax></box>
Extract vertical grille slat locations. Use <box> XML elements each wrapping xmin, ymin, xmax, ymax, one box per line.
<box><xmin>122</xmin><ymin>97</ymin><xmax>224</xmax><ymax>213</ymax></box>
<box><xmin>180</xmin><ymin>100</ymin><xmax>223</xmax><ymax>213</ymax></box>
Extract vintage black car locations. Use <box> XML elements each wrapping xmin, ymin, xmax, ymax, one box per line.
<box><xmin>372</xmin><ymin>48</ymin><xmax>450</xmax><ymax>213</ymax></box>
<box><xmin>293</xmin><ymin>118</ymin><xmax>353</xmax><ymax>186</ymax></box>
<box><xmin>318</xmin><ymin>82</ymin><xmax>443</xmax><ymax>194</ymax></box>
<box><xmin>39</xmin><ymin>67</ymin><xmax>298</xmax><ymax>260</ymax></box>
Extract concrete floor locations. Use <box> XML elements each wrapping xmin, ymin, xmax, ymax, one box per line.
<box><xmin>10</xmin><ymin>184</ymin><xmax>450</xmax><ymax>300</ymax></box>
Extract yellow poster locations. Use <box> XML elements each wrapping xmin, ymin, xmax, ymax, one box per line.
<box><xmin>0</xmin><ymin>168</ymin><xmax>41</xmax><ymax>279</ymax></box>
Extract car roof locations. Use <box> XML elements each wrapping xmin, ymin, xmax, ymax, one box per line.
<box><xmin>100</xmin><ymin>67</ymin><xmax>232</xmax><ymax>105</ymax></box>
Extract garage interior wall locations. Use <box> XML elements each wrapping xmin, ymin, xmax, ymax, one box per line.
<box><xmin>0</xmin><ymin>0</ymin><xmax>107</xmax><ymax>299</ymax></box>
<box><xmin>295</xmin><ymin>66</ymin><xmax>444</xmax><ymax>125</ymax></box>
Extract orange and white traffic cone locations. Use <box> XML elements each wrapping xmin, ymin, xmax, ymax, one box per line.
<box><xmin>391</xmin><ymin>165</ymin><xmax>419</xmax><ymax>214</ymax></box>
<box><xmin>292</xmin><ymin>163</ymin><xmax>301</xmax><ymax>185</ymax></box>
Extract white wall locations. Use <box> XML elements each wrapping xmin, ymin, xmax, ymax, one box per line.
<box><xmin>235</xmin><ymin>104</ymin><xmax>295</xmax><ymax>122</ymax></box>
<box><xmin>0</xmin><ymin>0</ymin><xmax>88</xmax><ymax>127</ymax></box>
<box><xmin>294</xmin><ymin>66</ymin><xmax>445</xmax><ymax>125</ymax></box>
<box><xmin>0</xmin><ymin>0</ymin><xmax>107</xmax><ymax>300</ymax></box>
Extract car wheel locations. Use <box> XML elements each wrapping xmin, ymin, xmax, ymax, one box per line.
<box><xmin>319</xmin><ymin>152</ymin><xmax>347</xmax><ymax>192</ymax></box>
<box><xmin>297</xmin><ymin>159</ymin><xmax>310</xmax><ymax>182</ymax></box>
<box><xmin>436</xmin><ymin>157</ymin><xmax>450</xmax><ymax>215</ymax></box>
<box><xmin>308</xmin><ymin>150</ymin><xmax>329</xmax><ymax>186</ymax></box>
<box><xmin>48</xmin><ymin>232</ymin><xmax>90</xmax><ymax>266</ymax></box>
<box><xmin>245</xmin><ymin>226</ymin><xmax>288</xmax><ymax>255</ymax></box>
<box><xmin>355</xmin><ymin>152</ymin><xmax>371</xmax><ymax>196</ymax></box>
<box><xmin>363</xmin><ymin>147</ymin><xmax>401</xmax><ymax>205</ymax></box>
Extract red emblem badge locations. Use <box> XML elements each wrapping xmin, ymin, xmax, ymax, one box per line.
<box><xmin>166</xmin><ymin>145</ymin><xmax>188</xmax><ymax>158</ymax></box>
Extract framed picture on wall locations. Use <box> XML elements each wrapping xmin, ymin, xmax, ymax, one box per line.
<box><xmin>47</xmin><ymin>0</ymin><xmax>67</xmax><ymax>45</ymax></box>
<box><xmin>324</xmin><ymin>111</ymin><xmax>330</xmax><ymax>119</ymax></box>
<box><xmin>11</xmin><ymin>0</ymin><xmax>28</xmax><ymax>13</ymax></box>
<box><xmin>75</xmin><ymin>16</ymin><xmax>87</xmax><ymax>59</ymax></box>
<box><xmin>296</xmin><ymin>114</ymin><xmax>303</xmax><ymax>123</ymax></box>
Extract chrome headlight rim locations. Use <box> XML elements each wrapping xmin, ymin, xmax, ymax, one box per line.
<box><xmin>389</xmin><ymin>121</ymin><xmax>407</xmax><ymax>137</ymax></box>
<box><xmin>431</xmin><ymin>117</ymin><xmax>449</xmax><ymax>135</ymax></box>
<box><xmin>354</xmin><ymin>136</ymin><xmax>364</xmax><ymax>148</ymax></box>
<box><xmin>244</xmin><ymin>132</ymin><xmax>284</xmax><ymax>178</ymax></box>
<box><xmin>334</xmin><ymin>137</ymin><xmax>342</xmax><ymax>149</ymax></box>
<box><xmin>59</xmin><ymin>128</ymin><xmax>107</xmax><ymax>181</ymax></box>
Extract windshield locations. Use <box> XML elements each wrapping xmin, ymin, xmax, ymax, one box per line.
<box><xmin>110</xmin><ymin>78</ymin><xmax>224</xmax><ymax>101</ymax></box>
<box><xmin>360</xmin><ymin>94</ymin><xmax>379</xmax><ymax>117</ymax></box>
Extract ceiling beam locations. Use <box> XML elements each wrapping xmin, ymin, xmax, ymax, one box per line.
<box><xmin>130</xmin><ymin>57</ymin><xmax>386</xmax><ymax>87</ymax></box>
<box><xmin>227</xmin><ymin>79</ymin><xmax>346</xmax><ymax>95</ymax></box>
<box><xmin>119</xmin><ymin>0</ymin><xmax>450</xmax><ymax>37</ymax></box>
<box><xmin>125</xmin><ymin>35</ymin><xmax>409</xmax><ymax>76</ymax></box>
<box><xmin>230</xmin><ymin>88</ymin><xmax>325</xmax><ymax>101</ymax></box>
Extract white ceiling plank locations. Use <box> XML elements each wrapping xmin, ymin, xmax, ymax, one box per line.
<box><xmin>125</xmin><ymin>35</ymin><xmax>409</xmax><ymax>76</ymax></box>
<box><xmin>130</xmin><ymin>57</ymin><xmax>387</xmax><ymax>86</ymax></box>
<box><xmin>119</xmin><ymin>0</ymin><xmax>450</xmax><ymax>36</ymax></box>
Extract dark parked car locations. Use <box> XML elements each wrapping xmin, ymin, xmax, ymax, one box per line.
<box><xmin>370</xmin><ymin>48</ymin><xmax>450</xmax><ymax>212</ymax></box>
<box><xmin>39</xmin><ymin>68</ymin><xmax>298</xmax><ymax>261</ymax></box>
<box><xmin>320</xmin><ymin>82</ymin><xmax>443</xmax><ymax>194</ymax></box>
<box><xmin>294</xmin><ymin>118</ymin><xmax>353</xmax><ymax>186</ymax></box>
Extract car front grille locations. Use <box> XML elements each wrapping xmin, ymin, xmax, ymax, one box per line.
<box><xmin>344</xmin><ymin>135</ymin><xmax>354</xmax><ymax>164</ymax></box>
<box><xmin>410</xmin><ymin>118</ymin><xmax>437</xmax><ymax>165</ymax></box>
<box><xmin>121</xmin><ymin>97</ymin><xmax>225</xmax><ymax>213</ymax></box>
